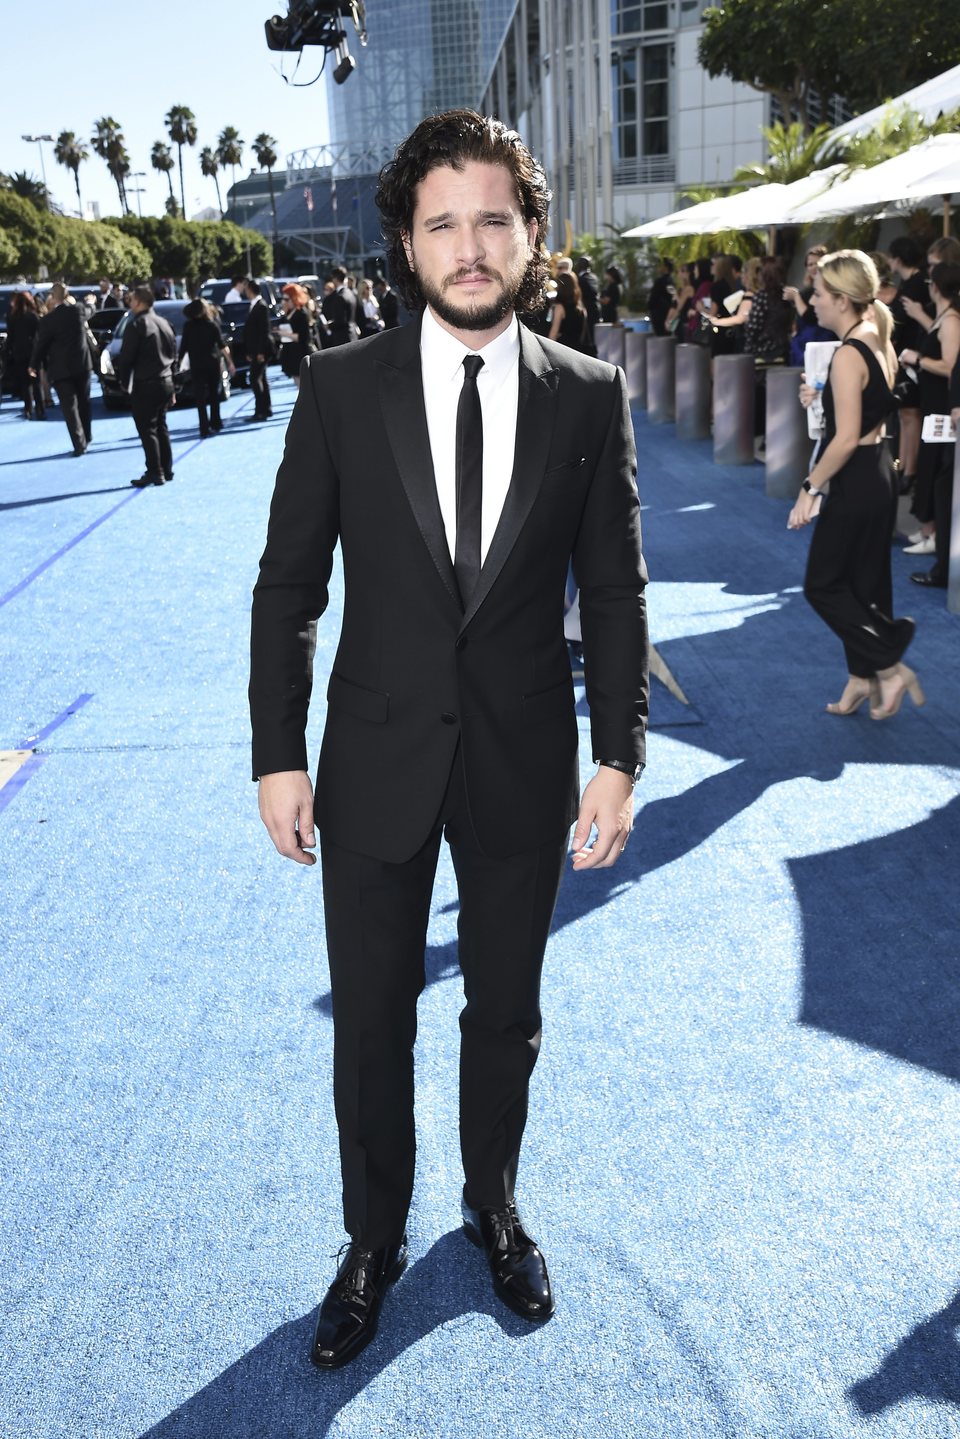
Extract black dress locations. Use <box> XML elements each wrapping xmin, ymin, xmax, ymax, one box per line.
<box><xmin>281</xmin><ymin>307</ymin><xmax>313</xmax><ymax>377</ymax></box>
<box><xmin>600</xmin><ymin>282</ymin><xmax>621</xmax><ymax>324</ymax></box>
<box><xmin>911</xmin><ymin>316</ymin><xmax>952</xmax><ymax>526</ymax></box>
<box><xmin>555</xmin><ymin>299</ymin><xmax>586</xmax><ymax>351</ymax></box>
<box><xmin>803</xmin><ymin>338</ymin><xmax>913</xmax><ymax>677</ymax></box>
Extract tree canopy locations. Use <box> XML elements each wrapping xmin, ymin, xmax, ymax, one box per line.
<box><xmin>699</xmin><ymin>0</ymin><xmax>960</xmax><ymax>128</ymax></box>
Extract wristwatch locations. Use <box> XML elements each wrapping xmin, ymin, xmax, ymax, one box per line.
<box><xmin>802</xmin><ymin>479</ymin><xmax>824</xmax><ymax>496</ymax></box>
<box><xmin>598</xmin><ymin>759</ymin><xmax>644</xmax><ymax>784</ymax></box>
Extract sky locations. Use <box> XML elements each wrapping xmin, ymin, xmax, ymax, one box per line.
<box><xmin>3</xmin><ymin>0</ymin><xmax>334</xmax><ymax>221</ymax></box>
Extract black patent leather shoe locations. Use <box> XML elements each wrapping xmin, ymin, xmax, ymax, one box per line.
<box><xmin>130</xmin><ymin>473</ymin><xmax>163</xmax><ymax>488</ymax></box>
<box><xmin>462</xmin><ymin>1191</ymin><xmax>554</xmax><ymax>1321</ymax></box>
<box><xmin>910</xmin><ymin>569</ymin><xmax>947</xmax><ymax>588</ymax></box>
<box><xmin>310</xmin><ymin>1235</ymin><xmax>408</xmax><ymax>1369</ymax></box>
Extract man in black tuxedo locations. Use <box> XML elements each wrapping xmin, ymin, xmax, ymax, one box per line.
<box><xmin>242</xmin><ymin>277</ymin><xmax>273</xmax><ymax>420</ymax></box>
<box><xmin>373</xmin><ymin>274</ymin><xmax>400</xmax><ymax>329</ymax></box>
<box><xmin>118</xmin><ymin>286</ymin><xmax>178</xmax><ymax>487</ymax></box>
<box><xmin>250</xmin><ymin>110</ymin><xmax>648</xmax><ymax>1369</ymax></box>
<box><xmin>29</xmin><ymin>284</ymin><xmax>94</xmax><ymax>456</ymax></box>
<box><xmin>96</xmin><ymin>277</ymin><xmax>121</xmax><ymax>311</ymax></box>
<box><xmin>321</xmin><ymin>265</ymin><xmax>359</xmax><ymax>346</ymax></box>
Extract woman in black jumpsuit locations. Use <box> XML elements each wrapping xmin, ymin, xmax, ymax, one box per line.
<box><xmin>789</xmin><ymin>250</ymin><xmax>923</xmax><ymax>720</ymax></box>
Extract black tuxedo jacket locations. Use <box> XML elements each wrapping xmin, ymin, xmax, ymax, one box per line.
<box><xmin>31</xmin><ymin>303</ymin><xmax>93</xmax><ymax>383</ymax></box>
<box><xmin>321</xmin><ymin>286</ymin><xmax>358</xmax><ymax>346</ymax></box>
<box><xmin>244</xmin><ymin>297</ymin><xmax>271</xmax><ymax>360</ymax></box>
<box><xmin>250</xmin><ymin>316</ymin><xmax>649</xmax><ymax>864</ymax></box>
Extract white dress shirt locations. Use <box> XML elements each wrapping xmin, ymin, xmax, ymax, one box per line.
<box><xmin>420</xmin><ymin>306</ymin><xmax>520</xmax><ymax>566</ymax></box>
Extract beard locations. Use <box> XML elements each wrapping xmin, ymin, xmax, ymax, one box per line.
<box><xmin>416</xmin><ymin>261</ymin><xmax>527</xmax><ymax>331</ymax></box>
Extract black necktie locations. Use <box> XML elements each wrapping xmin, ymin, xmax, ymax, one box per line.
<box><xmin>454</xmin><ymin>353</ymin><xmax>484</xmax><ymax>607</ymax></box>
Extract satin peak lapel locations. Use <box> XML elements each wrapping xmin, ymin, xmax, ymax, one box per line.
<box><xmin>377</xmin><ymin>345</ymin><xmax>461</xmax><ymax>612</ymax></box>
<box><xmin>461</xmin><ymin>327</ymin><xmax>558</xmax><ymax>629</ymax></box>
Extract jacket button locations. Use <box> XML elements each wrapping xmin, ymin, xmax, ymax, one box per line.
<box><xmin>441</xmin><ymin>711</ymin><xmax>458</xmax><ymax>725</ymax></box>
<box><xmin>456</xmin><ymin>636</ymin><xmax>468</xmax><ymax>652</ymax></box>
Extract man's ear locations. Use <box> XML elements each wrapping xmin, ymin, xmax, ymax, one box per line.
<box><xmin>526</xmin><ymin>219</ymin><xmax>539</xmax><ymax>258</ymax></box>
<box><xmin>401</xmin><ymin>231</ymin><xmax>415</xmax><ymax>271</ymax></box>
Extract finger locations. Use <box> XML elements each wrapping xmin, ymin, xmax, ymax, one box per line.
<box><xmin>570</xmin><ymin>812</ymin><xmax>595</xmax><ymax>855</ymax></box>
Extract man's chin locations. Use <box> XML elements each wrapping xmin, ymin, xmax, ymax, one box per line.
<box><xmin>428</xmin><ymin>287</ymin><xmax>515</xmax><ymax>332</ymax></box>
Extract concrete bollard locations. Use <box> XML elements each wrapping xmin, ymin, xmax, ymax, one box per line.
<box><xmin>950</xmin><ymin>440</ymin><xmax>960</xmax><ymax>616</ymax></box>
<box><xmin>624</xmin><ymin>331</ymin><xmax>649</xmax><ymax>408</ymax></box>
<box><xmin>713</xmin><ymin>354</ymin><xmax>755</xmax><ymax>465</ymax></box>
<box><xmin>675</xmin><ymin>344</ymin><xmax>711</xmax><ymax>440</ymax></box>
<box><xmin>646</xmin><ymin>338</ymin><xmax>676</xmax><ymax>425</ymax></box>
<box><xmin>595</xmin><ymin>323</ymin><xmax>625</xmax><ymax>368</ymax></box>
<box><xmin>765</xmin><ymin>366</ymin><xmax>812</xmax><ymax>498</ymax></box>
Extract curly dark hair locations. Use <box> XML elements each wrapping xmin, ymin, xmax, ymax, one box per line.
<box><xmin>375</xmin><ymin>109</ymin><xmax>551</xmax><ymax>315</ymax></box>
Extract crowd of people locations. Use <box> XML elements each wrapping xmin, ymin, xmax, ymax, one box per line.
<box><xmin>634</xmin><ymin>237</ymin><xmax>960</xmax><ymax>592</ymax></box>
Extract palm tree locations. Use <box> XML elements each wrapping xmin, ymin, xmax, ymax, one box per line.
<box><xmin>216</xmin><ymin>127</ymin><xmax>244</xmax><ymax>217</ymax></box>
<box><xmin>252</xmin><ymin>132</ymin><xmax>280</xmax><ymax>246</ymax></box>
<box><xmin>91</xmin><ymin>117</ymin><xmax>130</xmax><ymax>214</ymax></box>
<box><xmin>54</xmin><ymin>131</ymin><xmax>88</xmax><ymax>217</ymax></box>
<box><xmin>7</xmin><ymin>171</ymin><xmax>49</xmax><ymax>208</ymax></box>
<box><xmin>199</xmin><ymin>146</ymin><xmax>224</xmax><ymax>218</ymax></box>
<box><xmin>151</xmin><ymin>140</ymin><xmax>177</xmax><ymax>214</ymax></box>
<box><xmin>734</xmin><ymin>121</ymin><xmax>845</xmax><ymax>188</ymax></box>
<box><xmin>165</xmin><ymin>105</ymin><xmax>198</xmax><ymax>219</ymax></box>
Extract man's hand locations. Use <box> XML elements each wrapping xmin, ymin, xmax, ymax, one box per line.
<box><xmin>571</xmin><ymin>767</ymin><xmax>635</xmax><ymax>870</ymax></box>
<box><xmin>258</xmin><ymin>769</ymin><xmax>317</xmax><ymax>865</ymax></box>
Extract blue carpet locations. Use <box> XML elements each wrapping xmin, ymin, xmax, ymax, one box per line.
<box><xmin>1</xmin><ymin>379</ymin><xmax>959</xmax><ymax>1439</ymax></box>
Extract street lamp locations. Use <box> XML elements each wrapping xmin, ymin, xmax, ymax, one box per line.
<box><xmin>128</xmin><ymin>187</ymin><xmax>146</xmax><ymax>219</ymax></box>
<box><xmin>21</xmin><ymin>133</ymin><xmax>53</xmax><ymax>189</ymax></box>
<box><xmin>130</xmin><ymin>172</ymin><xmax>146</xmax><ymax>219</ymax></box>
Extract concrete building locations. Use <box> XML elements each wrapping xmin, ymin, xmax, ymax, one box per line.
<box><xmin>481</xmin><ymin>0</ymin><xmax>775</xmax><ymax>237</ymax></box>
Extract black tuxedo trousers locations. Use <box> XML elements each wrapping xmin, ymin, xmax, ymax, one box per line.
<box><xmin>250</xmin><ymin>319</ymin><xmax>648</xmax><ymax>1243</ymax></box>
<box><xmin>321</xmin><ymin>742</ymin><xmax>568</xmax><ymax>1246</ymax></box>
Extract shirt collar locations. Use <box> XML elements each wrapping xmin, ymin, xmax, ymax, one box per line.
<box><xmin>421</xmin><ymin>305</ymin><xmax>520</xmax><ymax>384</ymax></box>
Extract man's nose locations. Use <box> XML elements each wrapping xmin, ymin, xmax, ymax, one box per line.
<box><xmin>456</xmin><ymin>226</ymin><xmax>485</xmax><ymax>268</ymax></box>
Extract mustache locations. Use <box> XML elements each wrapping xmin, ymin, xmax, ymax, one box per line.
<box><xmin>443</xmin><ymin>265</ymin><xmax>503</xmax><ymax>289</ymax></box>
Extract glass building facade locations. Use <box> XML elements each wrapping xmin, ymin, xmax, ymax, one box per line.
<box><xmin>328</xmin><ymin>0</ymin><xmax>516</xmax><ymax>158</ymax></box>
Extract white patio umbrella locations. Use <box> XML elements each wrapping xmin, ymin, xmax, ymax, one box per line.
<box><xmin>826</xmin><ymin>63</ymin><xmax>960</xmax><ymax>147</ymax></box>
<box><xmin>787</xmin><ymin>132</ymin><xmax>960</xmax><ymax>233</ymax></box>
<box><xmin>621</xmin><ymin>166</ymin><xmax>844</xmax><ymax>239</ymax></box>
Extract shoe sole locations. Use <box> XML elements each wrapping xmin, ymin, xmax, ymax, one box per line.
<box><xmin>310</xmin><ymin>1252</ymin><xmax>408</xmax><ymax>1370</ymax></box>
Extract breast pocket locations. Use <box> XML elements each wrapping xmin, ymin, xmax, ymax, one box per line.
<box><xmin>327</xmin><ymin>672</ymin><xmax>390</xmax><ymax>724</ymax></box>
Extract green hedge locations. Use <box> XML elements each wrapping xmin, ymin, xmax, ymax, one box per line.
<box><xmin>0</xmin><ymin>196</ymin><xmax>271</xmax><ymax>289</ymax></box>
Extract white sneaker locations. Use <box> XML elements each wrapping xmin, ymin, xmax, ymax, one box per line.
<box><xmin>903</xmin><ymin>529</ymin><xmax>924</xmax><ymax>545</ymax></box>
<box><xmin>903</xmin><ymin>535</ymin><xmax>936</xmax><ymax>554</ymax></box>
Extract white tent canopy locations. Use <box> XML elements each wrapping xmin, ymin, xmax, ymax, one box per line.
<box><xmin>621</xmin><ymin>167</ymin><xmax>844</xmax><ymax>239</ymax></box>
<box><xmin>826</xmin><ymin>62</ymin><xmax>960</xmax><ymax>146</ymax></box>
<box><xmin>787</xmin><ymin>132</ymin><xmax>960</xmax><ymax>223</ymax></box>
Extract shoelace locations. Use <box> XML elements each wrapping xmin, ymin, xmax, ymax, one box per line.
<box><xmin>330</xmin><ymin>1242</ymin><xmax>384</xmax><ymax>1303</ymax></box>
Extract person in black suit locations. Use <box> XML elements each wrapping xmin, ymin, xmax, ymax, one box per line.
<box><xmin>320</xmin><ymin>265</ymin><xmax>359</xmax><ymax>346</ymax></box>
<box><xmin>373</xmin><ymin>274</ymin><xmax>400</xmax><ymax>329</ymax></box>
<box><xmin>29</xmin><ymin>284</ymin><xmax>94</xmax><ymax>455</ymax></box>
<box><xmin>96</xmin><ymin>278</ymin><xmax>121</xmax><ymax>311</ymax></box>
<box><xmin>242</xmin><ymin>277</ymin><xmax>273</xmax><ymax>420</ymax></box>
<box><xmin>250</xmin><ymin>110</ymin><xmax>648</xmax><ymax>1370</ymax></box>
<box><xmin>118</xmin><ymin>286</ymin><xmax>178</xmax><ymax>486</ymax></box>
<box><xmin>180</xmin><ymin>299</ymin><xmax>232</xmax><ymax>437</ymax></box>
<box><xmin>7</xmin><ymin>290</ymin><xmax>44</xmax><ymax>418</ymax></box>
<box><xmin>574</xmin><ymin>256</ymin><xmax>600</xmax><ymax>355</ymax></box>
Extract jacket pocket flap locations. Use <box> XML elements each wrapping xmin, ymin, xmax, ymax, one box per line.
<box><xmin>327</xmin><ymin>672</ymin><xmax>390</xmax><ymax>724</ymax></box>
<box><xmin>522</xmin><ymin>677</ymin><xmax>572</xmax><ymax>725</ymax></box>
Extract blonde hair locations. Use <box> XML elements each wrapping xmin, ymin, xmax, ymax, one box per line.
<box><xmin>818</xmin><ymin>248</ymin><xmax>893</xmax><ymax>355</ymax></box>
<box><xmin>742</xmin><ymin>256</ymin><xmax>762</xmax><ymax>292</ymax></box>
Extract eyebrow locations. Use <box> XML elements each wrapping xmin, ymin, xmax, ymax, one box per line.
<box><xmin>421</xmin><ymin>209</ymin><xmax>514</xmax><ymax>226</ymax></box>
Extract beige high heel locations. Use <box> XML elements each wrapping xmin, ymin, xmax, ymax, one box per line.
<box><xmin>870</xmin><ymin>664</ymin><xmax>926</xmax><ymax>720</ymax></box>
<box><xmin>826</xmin><ymin>679</ymin><xmax>879</xmax><ymax>716</ymax></box>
